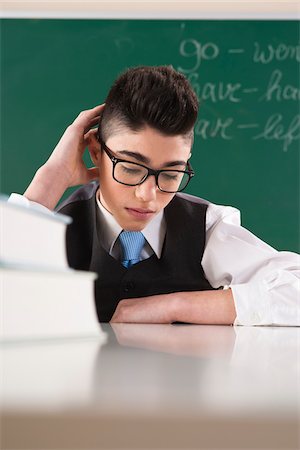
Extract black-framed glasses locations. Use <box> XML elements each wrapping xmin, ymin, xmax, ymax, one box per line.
<box><xmin>97</xmin><ymin>135</ymin><xmax>195</xmax><ymax>193</ymax></box>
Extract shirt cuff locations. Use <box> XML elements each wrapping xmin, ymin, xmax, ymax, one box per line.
<box><xmin>230</xmin><ymin>282</ymin><xmax>271</xmax><ymax>326</ymax></box>
<box><xmin>8</xmin><ymin>193</ymin><xmax>54</xmax><ymax>215</ymax></box>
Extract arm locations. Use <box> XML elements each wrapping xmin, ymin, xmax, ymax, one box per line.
<box><xmin>202</xmin><ymin>204</ymin><xmax>300</xmax><ymax>326</ymax></box>
<box><xmin>111</xmin><ymin>288</ymin><xmax>236</xmax><ymax>324</ymax></box>
<box><xmin>23</xmin><ymin>105</ymin><xmax>104</xmax><ymax>210</ymax></box>
<box><xmin>111</xmin><ymin>205</ymin><xmax>300</xmax><ymax>326</ymax></box>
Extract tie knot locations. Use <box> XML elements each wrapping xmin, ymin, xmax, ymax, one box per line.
<box><xmin>119</xmin><ymin>231</ymin><xmax>146</xmax><ymax>268</ymax></box>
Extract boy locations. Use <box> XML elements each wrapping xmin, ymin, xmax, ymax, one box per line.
<box><xmin>12</xmin><ymin>66</ymin><xmax>300</xmax><ymax>325</ymax></box>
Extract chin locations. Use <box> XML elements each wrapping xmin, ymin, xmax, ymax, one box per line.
<box><xmin>119</xmin><ymin>218</ymin><xmax>147</xmax><ymax>231</ymax></box>
<box><xmin>122</xmin><ymin>223</ymin><xmax>145</xmax><ymax>232</ymax></box>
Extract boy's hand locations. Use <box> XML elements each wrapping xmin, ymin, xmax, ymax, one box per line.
<box><xmin>47</xmin><ymin>104</ymin><xmax>104</xmax><ymax>187</ymax></box>
<box><xmin>110</xmin><ymin>294</ymin><xmax>177</xmax><ymax>324</ymax></box>
<box><xmin>24</xmin><ymin>104</ymin><xmax>104</xmax><ymax>210</ymax></box>
<box><xmin>110</xmin><ymin>289</ymin><xmax>236</xmax><ymax>325</ymax></box>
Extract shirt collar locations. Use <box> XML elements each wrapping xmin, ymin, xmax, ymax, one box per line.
<box><xmin>95</xmin><ymin>189</ymin><xmax>165</xmax><ymax>258</ymax></box>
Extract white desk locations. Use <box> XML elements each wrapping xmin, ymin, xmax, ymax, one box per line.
<box><xmin>1</xmin><ymin>324</ymin><xmax>299</xmax><ymax>449</ymax></box>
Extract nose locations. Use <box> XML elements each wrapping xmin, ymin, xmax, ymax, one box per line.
<box><xmin>134</xmin><ymin>175</ymin><xmax>157</xmax><ymax>202</ymax></box>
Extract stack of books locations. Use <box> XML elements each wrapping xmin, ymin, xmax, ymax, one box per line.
<box><xmin>0</xmin><ymin>197</ymin><xmax>105</xmax><ymax>341</ymax></box>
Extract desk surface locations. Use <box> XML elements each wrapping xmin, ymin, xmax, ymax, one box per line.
<box><xmin>1</xmin><ymin>324</ymin><xmax>299</xmax><ymax>449</ymax></box>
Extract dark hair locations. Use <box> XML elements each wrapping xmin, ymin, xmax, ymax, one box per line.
<box><xmin>99</xmin><ymin>65</ymin><xmax>198</xmax><ymax>141</ymax></box>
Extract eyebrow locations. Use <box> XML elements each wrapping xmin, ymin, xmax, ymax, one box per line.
<box><xmin>117</xmin><ymin>150</ymin><xmax>187</xmax><ymax>168</ymax></box>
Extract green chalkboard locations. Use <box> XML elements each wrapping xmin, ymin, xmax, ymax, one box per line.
<box><xmin>1</xmin><ymin>19</ymin><xmax>299</xmax><ymax>251</ymax></box>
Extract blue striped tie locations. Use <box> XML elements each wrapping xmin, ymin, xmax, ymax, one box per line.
<box><xmin>119</xmin><ymin>231</ymin><xmax>145</xmax><ymax>268</ymax></box>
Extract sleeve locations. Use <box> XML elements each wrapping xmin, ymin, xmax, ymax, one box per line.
<box><xmin>202</xmin><ymin>204</ymin><xmax>300</xmax><ymax>326</ymax></box>
<box><xmin>8</xmin><ymin>193</ymin><xmax>55</xmax><ymax>215</ymax></box>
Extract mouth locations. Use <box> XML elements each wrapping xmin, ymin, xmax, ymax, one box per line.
<box><xmin>125</xmin><ymin>207</ymin><xmax>156</xmax><ymax>220</ymax></box>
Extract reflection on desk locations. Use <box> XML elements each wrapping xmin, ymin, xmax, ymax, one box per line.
<box><xmin>1</xmin><ymin>324</ymin><xmax>299</xmax><ymax>449</ymax></box>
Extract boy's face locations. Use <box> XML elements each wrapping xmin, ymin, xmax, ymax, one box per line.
<box><xmin>94</xmin><ymin>126</ymin><xmax>192</xmax><ymax>231</ymax></box>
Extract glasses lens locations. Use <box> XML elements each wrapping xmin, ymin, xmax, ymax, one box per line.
<box><xmin>158</xmin><ymin>171</ymin><xmax>190</xmax><ymax>193</ymax></box>
<box><xmin>114</xmin><ymin>161</ymin><xmax>148</xmax><ymax>185</ymax></box>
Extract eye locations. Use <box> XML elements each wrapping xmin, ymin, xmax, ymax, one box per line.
<box><xmin>120</xmin><ymin>163</ymin><xmax>144</xmax><ymax>175</ymax></box>
<box><xmin>160</xmin><ymin>172</ymin><xmax>181</xmax><ymax>181</ymax></box>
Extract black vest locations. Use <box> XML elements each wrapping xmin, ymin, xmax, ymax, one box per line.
<box><xmin>58</xmin><ymin>183</ymin><xmax>215</xmax><ymax>322</ymax></box>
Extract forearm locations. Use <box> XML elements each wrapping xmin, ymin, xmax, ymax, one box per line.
<box><xmin>24</xmin><ymin>162</ymin><xmax>70</xmax><ymax>210</ymax></box>
<box><xmin>23</xmin><ymin>105</ymin><xmax>104</xmax><ymax>210</ymax></box>
<box><xmin>173</xmin><ymin>288</ymin><xmax>236</xmax><ymax>325</ymax></box>
<box><xmin>111</xmin><ymin>288</ymin><xmax>236</xmax><ymax>324</ymax></box>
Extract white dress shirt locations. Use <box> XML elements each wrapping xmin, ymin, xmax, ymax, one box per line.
<box><xmin>8</xmin><ymin>192</ymin><xmax>300</xmax><ymax>327</ymax></box>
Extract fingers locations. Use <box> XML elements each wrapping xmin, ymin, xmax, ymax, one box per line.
<box><xmin>83</xmin><ymin>117</ymin><xmax>101</xmax><ymax>134</ymax></box>
<box><xmin>80</xmin><ymin>104</ymin><xmax>105</xmax><ymax>118</ymax></box>
<box><xmin>73</xmin><ymin>104</ymin><xmax>105</xmax><ymax>132</ymax></box>
<box><xmin>81</xmin><ymin>104</ymin><xmax>105</xmax><ymax>119</ymax></box>
<box><xmin>89</xmin><ymin>104</ymin><xmax>106</xmax><ymax>113</ymax></box>
<box><xmin>89</xmin><ymin>116</ymin><xmax>101</xmax><ymax>126</ymax></box>
<box><xmin>84</xmin><ymin>128</ymin><xmax>99</xmax><ymax>147</ymax></box>
<box><xmin>85</xmin><ymin>128</ymin><xmax>98</xmax><ymax>137</ymax></box>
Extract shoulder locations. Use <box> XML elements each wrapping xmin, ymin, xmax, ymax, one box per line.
<box><xmin>55</xmin><ymin>183</ymin><xmax>99</xmax><ymax>269</ymax></box>
<box><xmin>56</xmin><ymin>183</ymin><xmax>99</xmax><ymax>240</ymax></box>
<box><xmin>171</xmin><ymin>192</ymin><xmax>209</xmax><ymax>216</ymax></box>
<box><xmin>56</xmin><ymin>182</ymin><xmax>99</xmax><ymax>214</ymax></box>
<box><xmin>175</xmin><ymin>192</ymin><xmax>241</xmax><ymax>230</ymax></box>
<box><xmin>175</xmin><ymin>192</ymin><xmax>209</xmax><ymax>206</ymax></box>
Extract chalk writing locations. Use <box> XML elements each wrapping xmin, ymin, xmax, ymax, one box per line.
<box><xmin>228</xmin><ymin>49</ymin><xmax>245</xmax><ymax>54</ymax></box>
<box><xmin>177</xmin><ymin>37</ymin><xmax>299</xmax><ymax>150</ymax></box>
<box><xmin>178</xmin><ymin>39</ymin><xmax>219</xmax><ymax>73</ymax></box>
<box><xmin>253</xmin><ymin>114</ymin><xmax>300</xmax><ymax>152</ymax></box>
<box><xmin>237</xmin><ymin>124</ymin><xmax>259</xmax><ymax>129</ymax></box>
<box><xmin>188</xmin><ymin>73</ymin><xmax>242</xmax><ymax>103</ymax></box>
<box><xmin>243</xmin><ymin>88</ymin><xmax>259</xmax><ymax>94</ymax></box>
<box><xmin>195</xmin><ymin>117</ymin><xmax>234</xmax><ymax>139</ymax></box>
<box><xmin>259</xmin><ymin>70</ymin><xmax>300</xmax><ymax>102</ymax></box>
<box><xmin>253</xmin><ymin>42</ymin><xmax>300</xmax><ymax>64</ymax></box>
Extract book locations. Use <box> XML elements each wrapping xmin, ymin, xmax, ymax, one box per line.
<box><xmin>0</xmin><ymin>265</ymin><xmax>104</xmax><ymax>340</ymax></box>
<box><xmin>0</xmin><ymin>196</ymin><xmax>105</xmax><ymax>341</ymax></box>
<box><xmin>0</xmin><ymin>197</ymin><xmax>71</xmax><ymax>270</ymax></box>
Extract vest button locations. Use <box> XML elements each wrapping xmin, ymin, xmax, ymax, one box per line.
<box><xmin>124</xmin><ymin>281</ymin><xmax>135</xmax><ymax>292</ymax></box>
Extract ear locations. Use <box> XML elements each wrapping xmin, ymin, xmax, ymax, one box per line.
<box><xmin>87</xmin><ymin>130</ymin><xmax>101</xmax><ymax>166</ymax></box>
